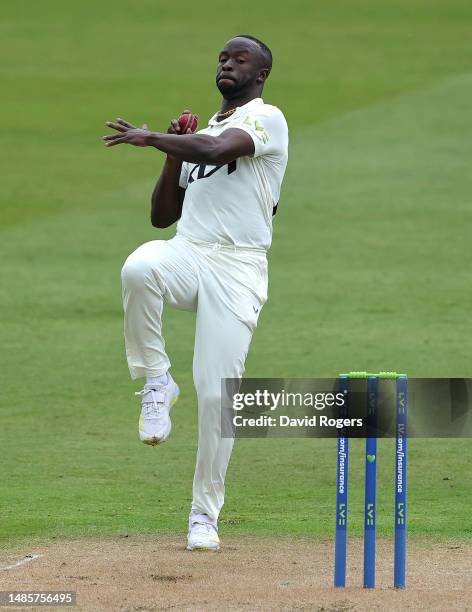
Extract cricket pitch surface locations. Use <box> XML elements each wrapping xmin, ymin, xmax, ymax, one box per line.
<box><xmin>1</xmin><ymin>536</ymin><xmax>470</xmax><ymax>611</ymax></box>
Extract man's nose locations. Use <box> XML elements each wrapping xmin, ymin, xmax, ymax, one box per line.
<box><xmin>221</xmin><ymin>58</ymin><xmax>234</xmax><ymax>71</ymax></box>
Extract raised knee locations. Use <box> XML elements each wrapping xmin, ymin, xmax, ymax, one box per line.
<box><xmin>121</xmin><ymin>253</ymin><xmax>154</xmax><ymax>290</ymax></box>
<box><xmin>121</xmin><ymin>242</ymin><xmax>168</xmax><ymax>291</ymax></box>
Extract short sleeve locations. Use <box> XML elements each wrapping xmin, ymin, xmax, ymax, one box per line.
<box><xmin>232</xmin><ymin>108</ymin><xmax>288</xmax><ymax>158</ymax></box>
<box><xmin>179</xmin><ymin>162</ymin><xmax>189</xmax><ymax>188</ymax></box>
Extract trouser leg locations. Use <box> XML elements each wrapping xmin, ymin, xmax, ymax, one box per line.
<box><xmin>190</xmin><ymin>252</ymin><xmax>267</xmax><ymax>524</ymax></box>
<box><xmin>121</xmin><ymin>238</ymin><xmax>198</xmax><ymax>380</ymax></box>
<box><xmin>191</xmin><ymin>307</ymin><xmax>251</xmax><ymax>524</ymax></box>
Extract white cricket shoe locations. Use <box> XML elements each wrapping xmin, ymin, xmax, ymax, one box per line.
<box><xmin>187</xmin><ymin>516</ymin><xmax>220</xmax><ymax>551</ymax></box>
<box><xmin>135</xmin><ymin>374</ymin><xmax>179</xmax><ymax>445</ymax></box>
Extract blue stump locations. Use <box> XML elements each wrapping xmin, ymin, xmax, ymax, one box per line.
<box><xmin>363</xmin><ymin>376</ymin><xmax>378</xmax><ymax>588</ymax></box>
<box><xmin>334</xmin><ymin>375</ymin><xmax>349</xmax><ymax>587</ymax></box>
<box><xmin>394</xmin><ymin>376</ymin><xmax>408</xmax><ymax>588</ymax></box>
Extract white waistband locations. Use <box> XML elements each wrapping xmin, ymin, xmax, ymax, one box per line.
<box><xmin>177</xmin><ymin>232</ymin><xmax>267</xmax><ymax>254</ymax></box>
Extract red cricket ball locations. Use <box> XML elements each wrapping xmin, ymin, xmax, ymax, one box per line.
<box><xmin>178</xmin><ymin>112</ymin><xmax>198</xmax><ymax>134</ymax></box>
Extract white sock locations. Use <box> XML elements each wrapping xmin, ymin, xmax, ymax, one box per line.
<box><xmin>147</xmin><ymin>372</ymin><xmax>168</xmax><ymax>386</ymax></box>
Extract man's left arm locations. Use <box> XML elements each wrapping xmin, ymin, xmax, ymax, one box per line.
<box><xmin>103</xmin><ymin>118</ymin><xmax>254</xmax><ymax>165</ymax></box>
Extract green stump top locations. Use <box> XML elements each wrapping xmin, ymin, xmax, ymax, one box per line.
<box><xmin>339</xmin><ymin>371</ymin><xmax>407</xmax><ymax>379</ymax></box>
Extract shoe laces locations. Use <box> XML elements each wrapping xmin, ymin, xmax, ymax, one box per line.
<box><xmin>135</xmin><ymin>386</ymin><xmax>166</xmax><ymax>418</ymax></box>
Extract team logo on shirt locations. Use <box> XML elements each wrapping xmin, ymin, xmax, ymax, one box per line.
<box><xmin>188</xmin><ymin>160</ymin><xmax>237</xmax><ymax>184</ymax></box>
<box><xmin>243</xmin><ymin>116</ymin><xmax>269</xmax><ymax>144</ymax></box>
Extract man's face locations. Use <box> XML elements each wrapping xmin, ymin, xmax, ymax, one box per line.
<box><xmin>216</xmin><ymin>38</ymin><xmax>268</xmax><ymax>98</ymax></box>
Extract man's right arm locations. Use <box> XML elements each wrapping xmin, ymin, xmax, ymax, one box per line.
<box><xmin>150</xmin><ymin>115</ymin><xmax>192</xmax><ymax>228</ymax></box>
<box><xmin>151</xmin><ymin>156</ymin><xmax>185</xmax><ymax>228</ymax></box>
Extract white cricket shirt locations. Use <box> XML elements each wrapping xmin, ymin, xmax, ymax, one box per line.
<box><xmin>176</xmin><ymin>97</ymin><xmax>288</xmax><ymax>251</ymax></box>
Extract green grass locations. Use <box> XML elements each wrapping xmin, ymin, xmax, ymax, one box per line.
<box><xmin>1</xmin><ymin>0</ymin><xmax>472</xmax><ymax>548</ymax></box>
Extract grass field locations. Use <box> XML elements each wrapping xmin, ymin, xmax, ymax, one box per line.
<box><xmin>1</xmin><ymin>0</ymin><xmax>472</xmax><ymax>549</ymax></box>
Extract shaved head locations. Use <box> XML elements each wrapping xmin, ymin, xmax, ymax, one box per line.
<box><xmin>230</xmin><ymin>35</ymin><xmax>273</xmax><ymax>72</ymax></box>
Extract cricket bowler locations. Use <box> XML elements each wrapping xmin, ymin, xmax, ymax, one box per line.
<box><xmin>103</xmin><ymin>35</ymin><xmax>288</xmax><ymax>550</ymax></box>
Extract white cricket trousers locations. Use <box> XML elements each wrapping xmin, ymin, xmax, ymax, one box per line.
<box><xmin>121</xmin><ymin>234</ymin><xmax>268</xmax><ymax>524</ymax></box>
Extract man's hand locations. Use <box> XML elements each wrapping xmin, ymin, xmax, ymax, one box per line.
<box><xmin>168</xmin><ymin>110</ymin><xmax>197</xmax><ymax>135</ymax></box>
<box><xmin>103</xmin><ymin>118</ymin><xmax>152</xmax><ymax>147</ymax></box>
<box><xmin>163</xmin><ymin>110</ymin><xmax>196</xmax><ymax>161</ymax></box>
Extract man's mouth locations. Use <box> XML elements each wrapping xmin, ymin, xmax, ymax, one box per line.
<box><xmin>218</xmin><ymin>74</ymin><xmax>236</xmax><ymax>82</ymax></box>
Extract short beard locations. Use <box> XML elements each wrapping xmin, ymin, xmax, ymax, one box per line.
<box><xmin>216</xmin><ymin>77</ymin><xmax>248</xmax><ymax>99</ymax></box>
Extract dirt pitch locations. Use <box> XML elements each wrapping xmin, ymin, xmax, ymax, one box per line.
<box><xmin>0</xmin><ymin>536</ymin><xmax>471</xmax><ymax>611</ymax></box>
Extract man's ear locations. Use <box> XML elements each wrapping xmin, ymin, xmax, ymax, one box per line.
<box><xmin>256</xmin><ymin>68</ymin><xmax>270</xmax><ymax>84</ymax></box>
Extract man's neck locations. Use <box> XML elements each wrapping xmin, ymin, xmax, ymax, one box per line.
<box><xmin>219</xmin><ymin>92</ymin><xmax>261</xmax><ymax>115</ymax></box>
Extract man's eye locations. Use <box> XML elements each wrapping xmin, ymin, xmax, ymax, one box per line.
<box><xmin>237</xmin><ymin>59</ymin><xmax>245</xmax><ymax>64</ymax></box>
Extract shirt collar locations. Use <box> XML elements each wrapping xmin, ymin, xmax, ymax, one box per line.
<box><xmin>208</xmin><ymin>97</ymin><xmax>264</xmax><ymax>126</ymax></box>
